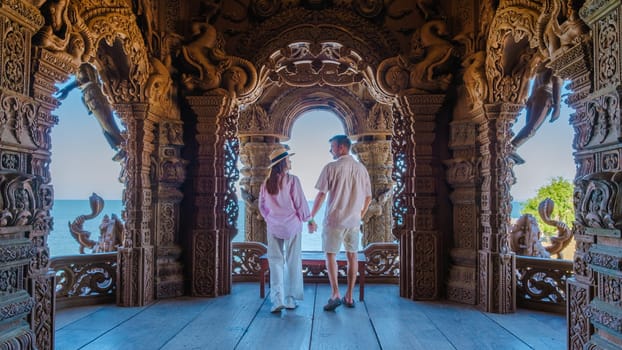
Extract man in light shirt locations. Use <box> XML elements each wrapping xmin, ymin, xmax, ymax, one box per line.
<box><xmin>308</xmin><ymin>135</ymin><xmax>372</xmax><ymax>311</ymax></box>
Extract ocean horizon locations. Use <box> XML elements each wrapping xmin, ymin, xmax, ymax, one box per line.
<box><xmin>48</xmin><ymin>199</ymin><xmax>525</xmax><ymax>257</ymax></box>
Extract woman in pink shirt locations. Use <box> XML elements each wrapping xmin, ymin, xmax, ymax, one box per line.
<box><xmin>259</xmin><ymin>147</ymin><xmax>311</xmax><ymax>313</ymax></box>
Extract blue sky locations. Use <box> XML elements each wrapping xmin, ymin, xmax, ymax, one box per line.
<box><xmin>51</xmin><ymin>89</ymin><xmax>575</xmax><ymax>202</ymax></box>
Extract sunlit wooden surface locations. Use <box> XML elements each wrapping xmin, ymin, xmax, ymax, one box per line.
<box><xmin>55</xmin><ymin>283</ymin><xmax>566</xmax><ymax>350</ymax></box>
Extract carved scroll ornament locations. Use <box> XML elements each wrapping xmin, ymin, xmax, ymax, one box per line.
<box><xmin>179</xmin><ymin>20</ymin><xmax>257</xmax><ymax>98</ymax></box>
<box><xmin>377</xmin><ymin>19</ymin><xmax>456</xmax><ymax>95</ymax></box>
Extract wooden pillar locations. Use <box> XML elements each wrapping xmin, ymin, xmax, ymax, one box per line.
<box><xmin>185</xmin><ymin>91</ymin><xmax>233</xmax><ymax>297</ymax></box>
<box><xmin>395</xmin><ymin>94</ymin><xmax>445</xmax><ymax>300</ymax></box>
<box><xmin>117</xmin><ymin>103</ymin><xmax>156</xmax><ymax>306</ymax></box>
<box><xmin>0</xmin><ymin>2</ymin><xmax>56</xmax><ymax>349</ymax></box>
<box><xmin>238</xmin><ymin>137</ymin><xmax>280</xmax><ymax>243</ymax></box>
<box><xmin>476</xmin><ymin>103</ymin><xmax>518</xmax><ymax>313</ymax></box>
<box><xmin>352</xmin><ymin>136</ymin><xmax>394</xmax><ymax>246</ymax></box>
<box><xmin>445</xmin><ymin>117</ymin><xmax>480</xmax><ymax>304</ymax></box>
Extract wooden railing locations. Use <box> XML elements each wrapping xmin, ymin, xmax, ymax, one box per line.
<box><xmin>515</xmin><ymin>255</ymin><xmax>573</xmax><ymax>314</ymax></box>
<box><xmin>232</xmin><ymin>241</ymin><xmax>400</xmax><ymax>284</ymax></box>
<box><xmin>49</xmin><ymin>244</ymin><xmax>572</xmax><ymax>314</ymax></box>
<box><xmin>50</xmin><ymin>252</ymin><xmax>117</xmax><ymax>309</ymax></box>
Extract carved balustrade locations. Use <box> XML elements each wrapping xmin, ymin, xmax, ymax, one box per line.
<box><xmin>50</xmin><ymin>253</ymin><xmax>117</xmax><ymax>309</ymax></box>
<box><xmin>516</xmin><ymin>255</ymin><xmax>573</xmax><ymax>314</ymax></box>
<box><xmin>231</xmin><ymin>242</ymin><xmax>400</xmax><ymax>284</ymax></box>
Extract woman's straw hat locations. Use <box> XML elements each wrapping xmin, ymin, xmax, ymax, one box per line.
<box><xmin>268</xmin><ymin>147</ymin><xmax>295</xmax><ymax>168</ymax></box>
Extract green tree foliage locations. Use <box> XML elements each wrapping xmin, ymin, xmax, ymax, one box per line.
<box><xmin>521</xmin><ymin>177</ymin><xmax>574</xmax><ymax>237</ymax></box>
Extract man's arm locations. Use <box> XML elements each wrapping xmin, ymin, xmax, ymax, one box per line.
<box><xmin>310</xmin><ymin>192</ymin><xmax>326</xmax><ymax>219</ymax></box>
<box><xmin>361</xmin><ymin>195</ymin><xmax>372</xmax><ymax>218</ymax></box>
<box><xmin>308</xmin><ymin>192</ymin><xmax>326</xmax><ymax>233</ymax></box>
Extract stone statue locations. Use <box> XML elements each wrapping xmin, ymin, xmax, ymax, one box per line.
<box><xmin>510</xmin><ymin>198</ymin><xmax>574</xmax><ymax>259</ymax></box>
<box><xmin>69</xmin><ymin>193</ymin><xmax>124</xmax><ymax>254</ymax></box>
<box><xmin>510</xmin><ymin>60</ymin><xmax>562</xmax><ymax>164</ymax></box>
<box><xmin>509</xmin><ymin>213</ymin><xmax>550</xmax><ymax>258</ymax></box>
<box><xmin>56</xmin><ymin>63</ymin><xmax>126</xmax><ymax>161</ymax></box>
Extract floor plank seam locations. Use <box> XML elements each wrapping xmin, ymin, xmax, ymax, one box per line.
<box><xmin>76</xmin><ymin>300</ymin><xmax>160</xmax><ymax>349</ymax></box>
<box><xmin>55</xmin><ymin>305</ymin><xmax>105</xmax><ymax>331</ymax></box>
<box><xmin>363</xmin><ymin>299</ymin><xmax>384</xmax><ymax>350</ymax></box>
<box><xmin>418</xmin><ymin>303</ymin><xmax>459</xmax><ymax>350</ymax></box>
<box><xmin>308</xmin><ymin>283</ymin><xmax>317</xmax><ymax>350</ymax></box>
<box><xmin>157</xmin><ymin>298</ymin><xmax>219</xmax><ymax>350</ymax></box>
<box><xmin>480</xmin><ymin>311</ymin><xmax>535</xmax><ymax>349</ymax></box>
<box><xmin>233</xmin><ymin>293</ymin><xmax>269</xmax><ymax>350</ymax></box>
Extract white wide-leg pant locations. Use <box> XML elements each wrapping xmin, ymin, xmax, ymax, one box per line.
<box><xmin>267</xmin><ymin>232</ymin><xmax>303</xmax><ymax>305</ymax></box>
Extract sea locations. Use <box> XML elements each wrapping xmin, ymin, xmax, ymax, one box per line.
<box><xmin>49</xmin><ymin>200</ymin><xmax>325</xmax><ymax>256</ymax></box>
<box><xmin>48</xmin><ymin>200</ymin><xmax>525</xmax><ymax>257</ymax></box>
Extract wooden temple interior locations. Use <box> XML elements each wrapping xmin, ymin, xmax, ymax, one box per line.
<box><xmin>0</xmin><ymin>1</ymin><xmax>620</xmax><ymax>349</ymax></box>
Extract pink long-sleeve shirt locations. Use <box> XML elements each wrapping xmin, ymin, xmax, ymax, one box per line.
<box><xmin>259</xmin><ymin>174</ymin><xmax>311</xmax><ymax>240</ymax></box>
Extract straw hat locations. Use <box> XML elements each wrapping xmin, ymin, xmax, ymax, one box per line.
<box><xmin>268</xmin><ymin>147</ymin><xmax>295</xmax><ymax>168</ymax></box>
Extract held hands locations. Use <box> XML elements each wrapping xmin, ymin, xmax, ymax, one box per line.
<box><xmin>307</xmin><ymin>219</ymin><xmax>318</xmax><ymax>233</ymax></box>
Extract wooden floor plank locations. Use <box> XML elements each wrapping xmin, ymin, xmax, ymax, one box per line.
<box><xmin>160</xmin><ymin>283</ymin><xmax>264</xmax><ymax>350</ymax></box>
<box><xmin>79</xmin><ymin>297</ymin><xmax>213</xmax><ymax>350</ymax></box>
<box><xmin>55</xmin><ymin>305</ymin><xmax>147</xmax><ymax>350</ymax></box>
<box><xmin>55</xmin><ymin>305</ymin><xmax>105</xmax><ymax>330</ymax></box>
<box><xmin>234</xmin><ymin>284</ymin><xmax>316</xmax><ymax>350</ymax></box>
<box><xmin>310</xmin><ymin>284</ymin><xmax>380</xmax><ymax>350</ymax></box>
<box><xmin>365</xmin><ymin>285</ymin><xmax>455</xmax><ymax>350</ymax></box>
<box><xmin>485</xmin><ymin>309</ymin><xmax>566</xmax><ymax>350</ymax></box>
<box><xmin>415</xmin><ymin>301</ymin><xmax>532</xmax><ymax>350</ymax></box>
<box><xmin>53</xmin><ymin>283</ymin><xmax>567</xmax><ymax>350</ymax></box>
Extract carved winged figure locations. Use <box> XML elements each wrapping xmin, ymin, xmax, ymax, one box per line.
<box><xmin>180</xmin><ymin>21</ymin><xmax>230</xmax><ymax>92</ymax></box>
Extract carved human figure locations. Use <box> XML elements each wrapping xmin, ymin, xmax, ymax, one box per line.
<box><xmin>56</xmin><ymin>63</ymin><xmax>125</xmax><ymax>161</ymax></box>
<box><xmin>462</xmin><ymin>51</ymin><xmax>487</xmax><ymax>109</ymax></box>
<box><xmin>510</xmin><ymin>61</ymin><xmax>563</xmax><ymax>164</ymax></box>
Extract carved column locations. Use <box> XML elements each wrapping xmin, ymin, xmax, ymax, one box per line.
<box><xmin>0</xmin><ymin>2</ymin><xmax>55</xmax><ymax>349</ymax></box>
<box><xmin>116</xmin><ymin>103</ymin><xmax>156</xmax><ymax>307</ymax></box>
<box><xmin>556</xmin><ymin>2</ymin><xmax>622</xmax><ymax>348</ymax></box>
<box><xmin>477</xmin><ymin>103</ymin><xmax>518</xmax><ymax>314</ymax></box>
<box><xmin>152</xmin><ymin>119</ymin><xmax>185</xmax><ymax>298</ymax></box>
<box><xmin>351</xmin><ymin>136</ymin><xmax>394</xmax><ymax>246</ymax></box>
<box><xmin>184</xmin><ymin>91</ymin><xmax>233</xmax><ymax>297</ymax></box>
<box><xmin>238</xmin><ymin>137</ymin><xmax>280</xmax><ymax>243</ymax></box>
<box><xmin>444</xmin><ymin>117</ymin><xmax>480</xmax><ymax>305</ymax></box>
<box><xmin>395</xmin><ymin>94</ymin><xmax>445</xmax><ymax>300</ymax></box>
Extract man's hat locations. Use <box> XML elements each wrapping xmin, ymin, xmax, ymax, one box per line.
<box><xmin>268</xmin><ymin>147</ymin><xmax>295</xmax><ymax>168</ymax></box>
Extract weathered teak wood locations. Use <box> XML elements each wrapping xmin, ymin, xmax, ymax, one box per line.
<box><xmin>55</xmin><ymin>283</ymin><xmax>566</xmax><ymax>349</ymax></box>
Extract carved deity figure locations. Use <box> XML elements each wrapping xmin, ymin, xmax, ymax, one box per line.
<box><xmin>34</xmin><ymin>0</ymin><xmax>91</xmax><ymax>65</ymax></box>
<box><xmin>510</xmin><ymin>61</ymin><xmax>563</xmax><ymax>164</ymax></box>
<box><xmin>541</xmin><ymin>0</ymin><xmax>589</xmax><ymax>58</ymax></box>
<box><xmin>56</xmin><ymin>63</ymin><xmax>125</xmax><ymax>161</ymax></box>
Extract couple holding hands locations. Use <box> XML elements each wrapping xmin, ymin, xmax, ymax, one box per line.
<box><xmin>258</xmin><ymin>135</ymin><xmax>372</xmax><ymax>313</ymax></box>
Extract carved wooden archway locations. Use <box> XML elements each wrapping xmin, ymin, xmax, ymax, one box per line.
<box><xmin>7</xmin><ymin>1</ymin><xmax>622</xmax><ymax>350</ymax></box>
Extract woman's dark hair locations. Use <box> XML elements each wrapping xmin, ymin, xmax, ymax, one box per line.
<box><xmin>265</xmin><ymin>159</ymin><xmax>286</xmax><ymax>195</ymax></box>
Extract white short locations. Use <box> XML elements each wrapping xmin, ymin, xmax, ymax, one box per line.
<box><xmin>322</xmin><ymin>226</ymin><xmax>359</xmax><ymax>253</ymax></box>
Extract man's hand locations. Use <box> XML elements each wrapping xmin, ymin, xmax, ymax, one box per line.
<box><xmin>307</xmin><ymin>220</ymin><xmax>318</xmax><ymax>233</ymax></box>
